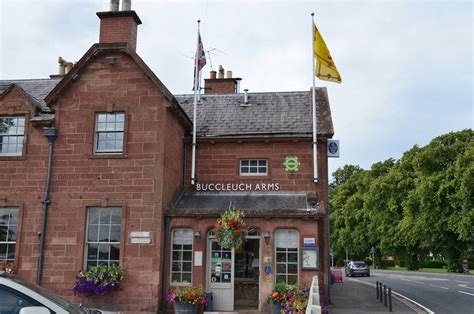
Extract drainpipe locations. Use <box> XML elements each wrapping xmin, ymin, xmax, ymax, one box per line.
<box><xmin>162</xmin><ymin>142</ymin><xmax>187</xmax><ymax>312</ymax></box>
<box><xmin>36</xmin><ymin>127</ymin><xmax>58</xmax><ymax>285</ymax></box>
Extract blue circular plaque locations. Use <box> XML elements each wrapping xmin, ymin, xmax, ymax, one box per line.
<box><xmin>264</xmin><ymin>264</ymin><xmax>271</xmax><ymax>275</ymax></box>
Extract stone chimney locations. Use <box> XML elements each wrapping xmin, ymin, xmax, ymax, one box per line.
<box><xmin>96</xmin><ymin>0</ymin><xmax>142</xmax><ymax>51</ymax></box>
<box><xmin>204</xmin><ymin>65</ymin><xmax>241</xmax><ymax>94</ymax></box>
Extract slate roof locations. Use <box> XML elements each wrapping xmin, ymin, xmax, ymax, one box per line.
<box><xmin>175</xmin><ymin>88</ymin><xmax>334</xmax><ymax>138</ymax></box>
<box><xmin>0</xmin><ymin>78</ymin><xmax>334</xmax><ymax>138</ymax></box>
<box><xmin>175</xmin><ymin>192</ymin><xmax>309</xmax><ymax>210</ymax></box>
<box><xmin>0</xmin><ymin>78</ymin><xmax>61</xmax><ymax>112</ymax></box>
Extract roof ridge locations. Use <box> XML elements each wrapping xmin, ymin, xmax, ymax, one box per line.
<box><xmin>174</xmin><ymin>90</ymin><xmax>316</xmax><ymax>97</ymax></box>
<box><xmin>0</xmin><ymin>78</ymin><xmax>61</xmax><ymax>82</ymax></box>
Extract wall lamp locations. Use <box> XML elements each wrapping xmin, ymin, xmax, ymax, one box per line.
<box><xmin>264</xmin><ymin>231</ymin><xmax>271</xmax><ymax>244</ymax></box>
<box><xmin>194</xmin><ymin>231</ymin><xmax>201</xmax><ymax>242</ymax></box>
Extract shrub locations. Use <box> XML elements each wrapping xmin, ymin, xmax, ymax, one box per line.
<box><xmin>381</xmin><ymin>260</ymin><xmax>395</xmax><ymax>268</ymax></box>
<box><xmin>420</xmin><ymin>260</ymin><xmax>446</xmax><ymax>268</ymax></box>
<box><xmin>396</xmin><ymin>259</ymin><xmax>407</xmax><ymax>267</ymax></box>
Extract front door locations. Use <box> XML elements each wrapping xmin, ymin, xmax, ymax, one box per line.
<box><xmin>207</xmin><ymin>238</ymin><xmax>234</xmax><ymax>311</ymax></box>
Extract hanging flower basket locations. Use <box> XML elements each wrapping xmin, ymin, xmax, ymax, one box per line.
<box><xmin>215</xmin><ymin>208</ymin><xmax>246</xmax><ymax>249</ymax></box>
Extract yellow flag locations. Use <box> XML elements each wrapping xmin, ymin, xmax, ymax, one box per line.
<box><xmin>313</xmin><ymin>24</ymin><xmax>342</xmax><ymax>83</ymax></box>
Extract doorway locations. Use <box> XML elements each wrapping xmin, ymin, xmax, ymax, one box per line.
<box><xmin>234</xmin><ymin>231</ymin><xmax>260</xmax><ymax>311</ymax></box>
<box><xmin>206</xmin><ymin>230</ymin><xmax>261</xmax><ymax>312</ymax></box>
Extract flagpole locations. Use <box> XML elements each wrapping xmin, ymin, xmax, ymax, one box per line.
<box><xmin>191</xmin><ymin>20</ymin><xmax>201</xmax><ymax>185</ymax></box>
<box><xmin>311</xmin><ymin>13</ymin><xmax>318</xmax><ymax>183</ymax></box>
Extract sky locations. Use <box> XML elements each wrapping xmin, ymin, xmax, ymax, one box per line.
<box><xmin>0</xmin><ymin>0</ymin><xmax>472</xmax><ymax>176</ymax></box>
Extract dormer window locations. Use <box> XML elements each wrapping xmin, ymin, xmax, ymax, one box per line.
<box><xmin>240</xmin><ymin>159</ymin><xmax>268</xmax><ymax>176</ymax></box>
<box><xmin>94</xmin><ymin>112</ymin><xmax>125</xmax><ymax>154</ymax></box>
<box><xmin>0</xmin><ymin>116</ymin><xmax>25</xmax><ymax>156</ymax></box>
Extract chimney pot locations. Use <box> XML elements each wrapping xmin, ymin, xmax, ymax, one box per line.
<box><xmin>65</xmin><ymin>62</ymin><xmax>73</xmax><ymax>74</ymax></box>
<box><xmin>58</xmin><ymin>57</ymin><xmax>66</xmax><ymax>75</ymax></box>
<box><xmin>218</xmin><ymin>65</ymin><xmax>225</xmax><ymax>79</ymax></box>
<box><xmin>244</xmin><ymin>89</ymin><xmax>249</xmax><ymax>104</ymax></box>
<box><xmin>110</xmin><ymin>0</ymin><xmax>119</xmax><ymax>11</ymax></box>
<box><xmin>226</xmin><ymin>70</ymin><xmax>233</xmax><ymax>79</ymax></box>
<box><xmin>210</xmin><ymin>71</ymin><xmax>217</xmax><ymax>80</ymax></box>
<box><xmin>122</xmin><ymin>0</ymin><xmax>131</xmax><ymax>11</ymax></box>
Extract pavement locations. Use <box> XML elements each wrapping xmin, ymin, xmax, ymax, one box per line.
<box><xmin>329</xmin><ymin>270</ymin><xmax>423</xmax><ymax>313</ymax></box>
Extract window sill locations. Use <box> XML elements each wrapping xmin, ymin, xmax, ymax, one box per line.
<box><xmin>239</xmin><ymin>175</ymin><xmax>270</xmax><ymax>179</ymax></box>
<box><xmin>88</xmin><ymin>153</ymin><xmax>128</xmax><ymax>159</ymax></box>
<box><xmin>0</xmin><ymin>155</ymin><xmax>26</xmax><ymax>161</ymax></box>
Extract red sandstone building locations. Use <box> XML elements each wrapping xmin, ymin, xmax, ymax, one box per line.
<box><xmin>0</xmin><ymin>2</ymin><xmax>334</xmax><ymax>312</ymax></box>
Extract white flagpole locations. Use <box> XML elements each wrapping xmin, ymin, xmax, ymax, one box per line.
<box><xmin>191</xmin><ymin>20</ymin><xmax>201</xmax><ymax>185</ymax></box>
<box><xmin>311</xmin><ymin>13</ymin><xmax>318</xmax><ymax>183</ymax></box>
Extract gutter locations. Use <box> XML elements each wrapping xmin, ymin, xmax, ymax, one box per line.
<box><xmin>36</xmin><ymin>127</ymin><xmax>58</xmax><ymax>285</ymax></box>
<box><xmin>162</xmin><ymin>141</ymin><xmax>187</xmax><ymax>312</ymax></box>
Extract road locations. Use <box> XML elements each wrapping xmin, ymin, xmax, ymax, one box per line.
<box><xmin>350</xmin><ymin>269</ymin><xmax>474</xmax><ymax>314</ymax></box>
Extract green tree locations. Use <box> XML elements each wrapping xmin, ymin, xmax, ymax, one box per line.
<box><xmin>330</xmin><ymin>129</ymin><xmax>473</xmax><ymax>272</ymax></box>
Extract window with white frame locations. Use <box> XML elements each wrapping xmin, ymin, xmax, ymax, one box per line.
<box><xmin>171</xmin><ymin>229</ymin><xmax>193</xmax><ymax>285</ymax></box>
<box><xmin>275</xmin><ymin>229</ymin><xmax>299</xmax><ymax>285</ymax></box>
<box><xmin>0</xmin><ymin>208</ymin><xmax>19</xmax><ymax>263</ymax></box>
<box><xmin>94</xmin><ymin>112</ymin><xmax>125</xmax><ymax>154</ymax></box>
<box><xmin>240</xmin><ymin>159</ymin><xmax>268</xmax><ymax>176</ymax></box>
<box><xmin>0</xmin><ymin>116</ymin><xmax>25</xmax><ymax>156</ymax></box>
<box><xmin>85</xmin><ymin>207</ymin><xmax>121</xmax><ymax>268</ymax></box>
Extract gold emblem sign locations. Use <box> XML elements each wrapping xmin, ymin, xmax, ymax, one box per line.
<box><xmin>283</xmin><ymin>156</ymin><xmax>301</xmax><ymax>173</ymax></box>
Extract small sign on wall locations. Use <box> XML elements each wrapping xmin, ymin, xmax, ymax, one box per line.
<box><xmin>194</xmin><ymin>251</ymin><xmax>203</xmax><ymax>266</ymax></box>
<box><xmin>328</xmin><ymin>140</ymin><xmax>340</xmax><ymax>158</ymax></box>
<box><xmin>130</xmin><ymin>231</ymin><xmax>150</xmax><ymax>238</ymax></box>
<box><xmin>130</xmin><ymin>231</ymin><xmax>151</xmax><ymax>244</ymax></box>
<box><xmin>304</xmin><ymin>238</ymin><xmax>316</xmax><ymax>247</ymax></box>
<box><xmin>131</xmin><ymin>237</ymin><xmax>151</xmax><ymax>244</ymax></box>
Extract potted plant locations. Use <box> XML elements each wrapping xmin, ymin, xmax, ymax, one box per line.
<box><xmin>268</xmin><ymin>283</ymin><xmax>310</xmax><ymax>314</ymax></box>
<box><xmin>215</xmin><ymin>208</ymin><xmax>246</xmax><ymax>249</ymax></box>
<box><xmin>167</xmin><ymin>286</ymin><xmax>208</xmax><ymax>314</ymax></box>
<box><xmin>268</xmin><ymin>282</ymin><xmax>288</xmax><ymax>314</ymax></box>
<box><xmin>0</xmin><ymin>261</ymin><xmax>16</xmax><ymax>274</ymax></box>
<box><xmin>73</xmin><ymin>264</ymin><xmax>124</xmax><ymax>297</ymax></box>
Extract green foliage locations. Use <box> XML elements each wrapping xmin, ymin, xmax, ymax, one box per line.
<box><xmin>381</xmin><ymin>260</ymin><xmax>395</xmax><ymax>268</ymax></box>
<box><xmin>330</xmin><ymin>129</ymin><xmax>474</xmax><ymax>272</ymax></box>
<box><xmin>420</xmin><ymin>260</ymin><xmax>446</xmax><ymax>269</ymax></box>
<box><xmin>215</xmin><ymin>209</ymin><xmax>245</xmax><ymax>249</ymax></box>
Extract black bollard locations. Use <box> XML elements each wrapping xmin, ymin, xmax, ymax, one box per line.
<box><xmin>379</xmin><ymin>283</ymin><xmax>383</xmax><ymax>303</ymax></box>
<box><xmin>388</xmin><ymin>288</ymin><xmax>392</xmax><ymax>312</ymax></box>
<box><xmin>376</xmin><ymin>281</ymin><xmax>379</xmax><ymax>299</ymax></box>
<box><xmin>383</xmin><ymin>285</ymin><xmax>387</xmax><ymax>307</ymax></box>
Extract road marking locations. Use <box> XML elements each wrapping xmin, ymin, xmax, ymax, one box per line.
<box><xmin>455</xmin><ymin>280</ymin><xmax>469</xmax><ymax>284</ymax></box>
<box><xmin>429</xmin><ymin>284</ymin><xmax>448</xmax><ymax>290</ymax></box>
<box><xmin>400</xmin><ymin>278</ymin><xmax>412</xmax><ymax>282</ymax></box>
<box><xmin>458</xmin><ymin>284</ymin><xmax>474</xmax><ymax>290</ymax></box>
<box><xmin>347</xmin><ymin>278</ymin><xmax>435</xmax><ymax>314</ymax></box>
<box><xmin>391</xmin><ymin>290</ymin><xmax>435</xmax><ymax>314</ymax></box>
<box><xmin>413</xmin><ymin>281</ymin><xmax>425</xmax><ymax>285</ymax></box>
<box><xmin>458</xmin><ymin>291</ymin><xmax>474</xmax><ymax>297</ymax></box>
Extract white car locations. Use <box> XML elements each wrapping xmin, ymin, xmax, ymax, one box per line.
<box><xmin>0</xmin><ymin>271</ymin><xmax>113</xmax><ymax>314</ymax></box>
